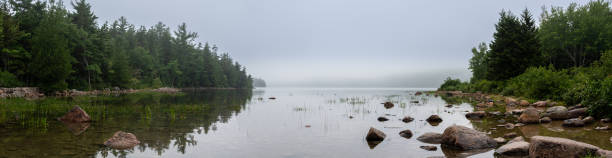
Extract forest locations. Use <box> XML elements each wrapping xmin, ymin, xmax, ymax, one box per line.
<box><xmin>0</xmin><ymin>0</ymin><xmax>253</xmax><ymax>92</ymax></box>
<box><xmin>439</xmin><ymin>1</ymin><xmax>612</xmax><ymax>117</ymax></box>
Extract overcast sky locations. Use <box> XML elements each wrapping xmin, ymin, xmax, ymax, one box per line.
<box><xmin>80</xmin><ymin>0</ymin><xmax>587</xmax><ymax>87</ymax></box>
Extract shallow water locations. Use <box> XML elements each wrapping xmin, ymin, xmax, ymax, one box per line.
<box><xmin>0</xmin><ymin>88</ymin><xmax>611</xmax><ymax>158</ymax></box>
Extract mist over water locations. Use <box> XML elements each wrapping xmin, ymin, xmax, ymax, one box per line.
<box><xmin>80</xmin><ymin>0</ymin><xmax>587</xmax><ymax>87</ymax></box>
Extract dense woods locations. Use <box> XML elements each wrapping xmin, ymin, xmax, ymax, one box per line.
<box><xmin>440</xmin><ymin>1</ymin><xmax>612</xmax><ymax>117</ymax></box>
<box><xmin>0</xmin><ymin>0</ymin><xmax>253</xmax><ymax>92</ymax></box>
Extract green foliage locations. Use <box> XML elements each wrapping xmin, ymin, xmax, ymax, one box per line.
<box><xmin>469</xmin><ymin>42</ymin><xmax>488</xmax><ymax>82</ymax></box>
<box><xmin>0</xmin><ymin>0</ymin><xmax>253</xmax><ymax>92</ymax></box>
<box><xmin>486</xmin><ymin>9</ymin><xmax>541</xmax><ymax>81</ymax></box>
<box><xmin>438</xmin><ymin>77</ymin><xmax>469</xmax><ymax>91</ymax></box>
<box><xmin>503</xmin><ymin>67</ymin><xmax>570</xmax><ymax>100</ymax></box>
<box><xmin>539</xmin><ymin>0</ymin><xmax>612</xmax><ymax>69</ymax></box>
<box><xmin>584</xmin><ymin>76</ymin><xmax>612</xmax><ymax>118</ymax></box>
<box><xmin>0</xmin><ymin>71</ymin><xmax>21</xmax><ymax>87</ymax></box>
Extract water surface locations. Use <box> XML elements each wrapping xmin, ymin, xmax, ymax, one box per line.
<box><xmin>1</xmin><ymin>88</ymin><xmax>611</xmax><ymax>158</ymax></box>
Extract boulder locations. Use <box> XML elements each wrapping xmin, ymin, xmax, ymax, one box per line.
<box><xmin>504</xmin><ymin>123</ymin><xmax>515</xmax><ymax>129</ymax></box>
<box><xmin>533</xmin><ymin>101</ymin><xmax>548</xmax><ymax>107</ymax></box>
<box><xmin>415</xmin><ymin>92</ymin><xmax>423</xmax><ymax>96</ymax></box>
<box><xmin>104</xmin><ymin>131</ymin><xmax>140</xmax><ymax>149</ymax></box>
<box><xmin>268</xmin><ymin>97</ymin><xmax>276</xmax><ymax>100</ymax></box>
<box><xmin>377</xmin><ymin>117</ymin><xmax>389</xmax><ymax>122</ymax></box>
<box><xmin>602</xmin><ymin>118</ymin><xmax>611</xmax><ymax>123</ymax></box>
<box><xmin>505</xmin><ymin>98</ymin><xmax>518</xmax><ymax>106</ymax></box>
<box><xmin>417</xmin><ymin>132</ymin><xmax>443</xmax><ymax>144</ymax></box>
<box><xmin>440</xmin><ymin>125</ymin><xmax>497</xmax><ymax>150</ymax></box>
<box><xmin>383</xmin><ymin>102</ymin><xmax>394</xmax><ymax>109</ymax></box>
<box><xmin>568</xmin><ymin>108</ymin><xmax>588</xmax><ymax>119</ymax></box>
<box><xmin>563</xmin><ymin>118</ymin><xmax>585</xmax><ymax>127</ymax></box>
<box><xmin>399</xmin><ymin>129</ymin><xmax>413</xmax><ymax>139</ymax></box>
<box><xmin>465</xmin><ymin>111</ymin><xmax>486</xmax><ymax>119</ymax></box>
<box><xmin>495</xmin><ymin>140</ymin><xmax>530</xmax><ymax>157</ymax></box>
<box><xmin>402</xmin><ymin>116</ymin><xmax>414</xmax><ymax>123</ymax></box>
<box><xmin>420</xmin><ymin>146</ymin><xmax>437</xmax><ymax>151</ymax></box>
<box><xmin>58</xmin><ymin>106</ymin><xmax>91</xmax><ymax>123</ymax></box>
<box><xmin>529</xmin><ymin>136</ymin><xmax>600</xmax><ymax>158</ymax></box>
<box><xmin>540</xmin><ymin>117</ymin><xmax>552</xmax><ymax>123</ymax></box>
<box><xmin>583</xmin><ymin>116</ymin><xmax>595</xmax><ymax>124</ymax></box>
<box><xmin>445</xmin><ymin>104</ymin><xmax>453</xmax><ymax>108</ymax></box>
<box><xmin>518</xmin><ymin>107</ymin><xmax>540</xmax><ymax>124</ymax></box>
<box><xmin>519</xmin><ymin>100</ymin><xmax>530</xmax><ymax>106</ymax></box>
<box><xmin>410</xmin><ymin>100</ymin><xmax>419</xmax><ymax>104</ymax></box>
<box><xmin>426</xmin><ymin>115</ymin><xmax>443</xmax><ymax>123</ymax></box>
<box><xmin>365</xmin><ymin>127</ymin><xmax>386</xmax><ymax>141</ymax></box>
<box><xmin>544</xmin><ymin>106</ymin><xmax>569</xmax><ymax>120</ymax></box>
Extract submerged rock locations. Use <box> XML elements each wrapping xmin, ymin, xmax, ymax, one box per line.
<box><xmin>377</xmin><ymin>117</ymin><xmax>389</xmax><ymax>122</ymax></box>
<box><xmin>417</xmin><ymin>132</ymin><xmax>443</xmax><ymax>144</ymax></box>
<box><xmin>383</xmin><ymin>102</ymin><xmax>394</xmax><ymax>109</ymax></box>
<box><xmin>440</xmin><ymin>125</ymin><xmax>497</xmax><ymax>150</ymax></box>
<box><xmin>529</xmin><ymin>136</ymin><xmax>600</xmax><ymax>158</ymax></box>
<box><xmin>602</xmin><ymin>118</ymin><xmax>611</xmax><ymax>123</ymax></box>
<box><xmin>465</xmin><ymin>111</ymin><xmax>486</xmax><ymax>119</ymax></box>
<box><xmin>583</xmin><ymin>116</ymin><xmax>595</xmax><ymax>124</ymax></box>
<box><xmin>540</xmin><ymin>117</ymin><xmax>552</xmax><ymax>123</ymax></box>
<box><xmin>544</xmin><ymin>106</ymin><xmax>569</xmax><ymax>120</ymax></box>
<box><xmin>399</xmin><ymin>129</ymin><xmax>413</xmax><ymax>139</ymax></box>
<box><xmin>365</xmin><ymin>127</ymin><xmax>386</xmax><ymax>141</ymax></box>
<box><xmin>563</xmin><ymin>118</ymin><xmax>585</xmax><ymax>127</ymax></box>
<box><xmin>58</xmin><ymin>106</ymin><xmax>91</xmax><ymax>123</ymax></box>
<box><xmin>420</xmin><ymin>146</ymin><xmax>437</xmax><ymax>151</ymax></box>
<box><xmin>503</xmin><ymin>132</ymin><xmax>518</xmax><ymax>139</ymax></box>
<box><xmin>504</xmin><ymin>123</ymin><xmax>515</xmax><ymax>129</ymax></box>
<box><xmin>104</xmin><ymin>131</ymin><xmax>140</xmax><ymax>149</ymax></box>
<box><xmin>595</xmin><ymin>126</ymin><xmax>610</xmax><ymax>130</ymax></box>
<box><xmin>426</xmin><ymin>115</ymin><xmax>443</xmax><ymax>122</ymax></box>
<box><xmin>518</xmin><ymin>107</ymin><xmax>540</xmax><ymax>124</ymax></box>
<box><xmin>402</xmin><ymin>116</ymin><xmax>414</xmax><ymax>123</ymax></box>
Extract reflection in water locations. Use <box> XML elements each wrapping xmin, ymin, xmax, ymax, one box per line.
<box><xmin>0</xmin><ymin>90</ymin><xmax>252</xmax><ymax>158</ymax></box>
<box><xmin>1</xmin><ymin>88</ymin><xmax>611</xmax><ymax>158</ymax></box>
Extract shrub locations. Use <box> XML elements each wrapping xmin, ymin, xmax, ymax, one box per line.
<box><xmin>438</xmin><ymin>77</ymin><xmax>469</xmax><ymax>91</ymax></box>
<box><xmin>0</xmin><ymin>71</ymin><xmax>22</xmax><ymax>87</ymax></box>
<box><xmin>585</xmin><ymin>76</ymin><xmax>612</xmax><ymax>118</ymax></box>
<box><xmin>471</xmin><ymin>80</ymin><xmax>503</xmax><ymax>93</ymax></box>
<box><xmin>502</xmin><ymin>67</ymin><xmax>571</xmax><ymax>100</ymax></box>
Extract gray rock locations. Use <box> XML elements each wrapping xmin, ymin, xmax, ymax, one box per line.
<box><xmin>377</xmin><ymin>117</ymin><xmax>389</xmax><ymax>122</ymax></box>
<box><xmin>583</xmin><ymin>116</ymin><xmax>595</xmax><ymax>124</ymax></box>
<box><xmin>503</xmin><ymin>132</ymin><xmax>518</xmax><ymax>139</ymax></box>
<box><xmin>563</xmin><ymin>118</ymin><xmax>585</xmax><ymax>127</ymax></box>
<box><xmin>495</xmin><ymin>141</ymin><xmax>530</xmax><ymax>156</ymax></box>
<box><xmin>465</xmin><ymin>111</ymin><xmax>486</xmax><ymax>119</ymax></box>
<box><xmin>402</xmin><ymin>116</ymin><xmax>414</xmax><ymax>123</ymax></box>
<box><xmin>441</xmin><ymin>125</ymin><xmax>497</xmax><ymax>150</ymax></box>
<box><xmin>417</xmin><ymin>132</ymin><xmax>443</xmax><ymax>144</ymax></box>
<box><xmin>519</xmin><ymin>107</ymin><xmax>540</xmax><ymax>124</ymax></box>
<box><xmin>569</xmin><ymin>108</ymin><xmax>588</xmax><ymax>118</ymax></box>
<box><xmin>529</xmin><ymin>136</ymin><xmax>600</xmax><ymax>158</ymax></box>
<box><xmin>544</xmin><ymin>106</ymin><xmax>569</xmax><ymax>120</ymax></box>
<box><xmin>540</xmin><ymin>117</ymin><xmax>552</xmax><ymax>123</ymax></box>
<box><xmin>494</xmin><ymin>137</ymin><xmax>506</xmax><ymax>144</ymax></box>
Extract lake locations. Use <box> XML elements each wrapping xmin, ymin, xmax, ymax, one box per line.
<box><xmin>1</xmin><ymin>88</ymin><xmax>611</xmax><ymax>158</ymax></box>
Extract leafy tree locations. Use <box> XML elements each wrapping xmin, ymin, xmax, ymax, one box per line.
<box><xmin>469</xmin><ymin>42</ymin><xmax>488</xmax><ymax>82</ymax></box>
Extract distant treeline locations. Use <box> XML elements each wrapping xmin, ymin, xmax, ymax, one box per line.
<box><xmin>0</xmin><ymin>0</ymin><xmax>253</xmax><ymax>92</ymax></box>
<box><xmin>252</xmin><ymin>78</ymin><xmax>266</xmax><ymax>87</ymax></box>
<box><xmin>440</xmin><ymin>1</ymin><xmax>612</xmax><ymax>117</ymax></box>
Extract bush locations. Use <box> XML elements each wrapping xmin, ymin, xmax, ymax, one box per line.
<box><xmin>585</xmin><ymin>76</ymin><xmax>612</xmax><ymax>118</ymax></box>
<box><xmin>0</xmin><ymin>71</ymin><xmax>22</xmax><ymax>87</ymax></box>
<box><xmin>502</xmin><ymin>67</ymin><xmax>571</xmax><ymax>100</ymax></box>
<box><xmin>471</xmin><ymin>80</ymin><xmax>503</xmax><ymax>93</ymax></box>
<box><xmin>438</xmin><ymin>77</ymin><xmax>469</xmax><ymax>91</ymax></box>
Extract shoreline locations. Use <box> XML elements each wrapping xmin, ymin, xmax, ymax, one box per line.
<box><xmin>0</xmin><ymin>87</ymin><xmax>251</xmax><ymax>99</ymax></box>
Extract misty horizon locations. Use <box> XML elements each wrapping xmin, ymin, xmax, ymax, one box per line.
<box><xmin>77</xmin><ymin>0</ymin><xmax>587</xmax><ymax>87</ymax></box>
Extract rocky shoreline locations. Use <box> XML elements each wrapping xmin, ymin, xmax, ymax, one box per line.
<box><xmin>364</xmin><ymin>91</ymin><xmax>612</xmax><ymax>158</ymax></box>
<box><xmin>0</xmin><ymin>87</ymin><xmax>182</xmax><ymax>99</ymax></box>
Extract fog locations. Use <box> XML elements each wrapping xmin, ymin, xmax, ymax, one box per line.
<box><xmin>83</xmin><ymin>0</ymin><xmax>586</xmax><ymax>87</ymax></box>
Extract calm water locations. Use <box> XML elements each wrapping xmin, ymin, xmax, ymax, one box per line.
<box><xmin>1</xmin><ymin>88</ymin><xmax>611</xmax><ymax>158</ymax></box>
